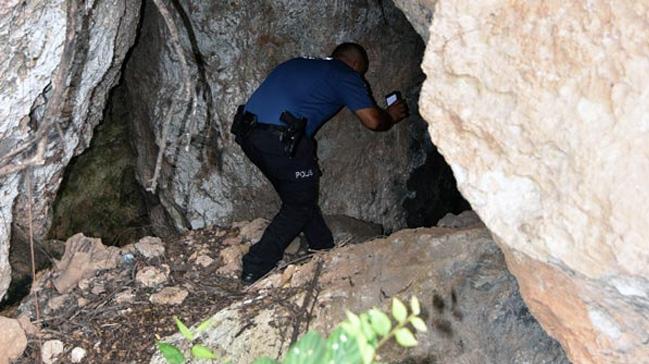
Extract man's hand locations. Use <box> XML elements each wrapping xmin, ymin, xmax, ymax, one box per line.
<box><xmin>355</xmin><ymin>99</ymin><xmax>409</xmax><ymax>132</ymax></box>
<box><xmin>387</xmin><ymin>99</ymin><xmax>408</xmax><ymax>124</ymax></box>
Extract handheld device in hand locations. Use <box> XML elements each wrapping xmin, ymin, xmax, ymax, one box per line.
<box><xmin>385</xmin><ymin>91</ymin><xmax>402</xmax><ymax>107</ymax></box>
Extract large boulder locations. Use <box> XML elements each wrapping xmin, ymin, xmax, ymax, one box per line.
<box><xmin>0</xmin><ymin>0</ymin><xmax>141</xmax><ymax>300</ymax></box>
<box><xmin>122</xmin><ymin>0</ymin><xmax>429</xmax><ymax>233</ymax></box>
<box><xmin>151</xmin><ymin>227</ymin><xmax>567</xmax><ymax>363</ymax></box>
<box><xmin>392</xmin><ymin>0</ymin><xmax>649</xmax><ymax>362</ymax></box>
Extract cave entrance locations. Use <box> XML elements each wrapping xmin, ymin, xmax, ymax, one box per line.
<box><xmin>48</xmin><ymin>82</ymin><xmax>153</xmax><ymax>247</ymax></box>
<box><xmin>46</xmin><ymin>0</ymin><xmax>469</xmax><ymax>249</ymax></box>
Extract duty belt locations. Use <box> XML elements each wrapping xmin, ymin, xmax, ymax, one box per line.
<box><xmin>255</xmin><ymin>123</ymin><xmax>287</xmax><ymax>135</ymax></box>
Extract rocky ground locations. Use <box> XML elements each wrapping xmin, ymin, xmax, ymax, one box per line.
<box><xmin>2</xmin><ymin>219</ymin><xmax>275</xmax><ymax>363</ymax></box>
<box><xmin>0</xmin><ymin>212</ymin><xmax>568</xmax><ymax>363</ymax></box>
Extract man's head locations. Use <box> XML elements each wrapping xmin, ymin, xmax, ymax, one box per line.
<box><xmin>332</xmin><ymin>42</ymin><xmax>369</xmax><ymax>75</ymax></box>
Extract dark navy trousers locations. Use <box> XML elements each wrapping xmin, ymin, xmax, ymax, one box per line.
<box><xmin>239</xmin><ymin>127</ymin><xmax>334</xmax><ymax>277</ymax></box>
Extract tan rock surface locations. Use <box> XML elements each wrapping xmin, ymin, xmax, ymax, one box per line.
<box><xmin>53</xmin><ymin>234</ymin><xmax>120</xmax><ymax>293</ymax></box>
<box><xmin>410</xmin><ymin>1</ymin><xmax>649</xmax><ymax>362</ymax></box>
<box><xmin>0</xmin><ymin>316</ymin><xmax>27</xmax><ymax>364</ymax></box>
<box><xmin>151</xmin><ymin>227</ymin><xmax>567</xmax><ymax>364</ymax></box>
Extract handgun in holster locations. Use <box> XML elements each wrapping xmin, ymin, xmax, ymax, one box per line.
<box><xmin>279</xmin><ymin>111</ymin><xmax>306</xmax><ymax>158</ymax></box>
<box><xmin>230</xmin><ymin>105</ymin><xmax>257</xmax><ymax>143</ymax></box>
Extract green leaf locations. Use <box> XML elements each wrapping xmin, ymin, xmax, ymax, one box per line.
<box><xmin>252</xmin><ymin>357</ymin><xmax>280</xmax><ymax>364</ymax></box>
<box><xmin>359</xmin><ymin>313</ymin><xmax>377</xmax><ymax>344</ymax></box>
<box><xmin>392</xmin><ymin>298</ymin><xmax>408</xmax><ymax>324</ymax></box>
<box><xmin>368</xmin><ymin>308</ymin><xmax>391</xmax><ymax>337</ymax></box>
<box><xmin>345</xmin><ymin>310</ymin><xmax>361</xmax><ymax>330</ymax></box>
<box><xmin>157</xmin><ymin>342</ymin><xmax>185</xmax><ymax>364</ymax></box>
<box><xmin>394</xmin><ymin>328</ymin><xmax>418</xmax><ymax>347</ymax></box>
<box><xmin>196</xmin><ymin>318</ymin><xmax>213</xmax><ymax>333</ymax></box>
<box><xmin>284</xmin><ymin>331</ymin><xmax>326</xmax><ymax>364</ymax></box>
<box><xmin>410</xmin><ymin>296</ymin><xmax>421</xmax><ymax>316</ymax></box>
<box><xmin>326</xmin><ymin>327</ymin><xmax>362</xmax><ymax>364</ymax></box>
<box><xmin>410</xmin><ymin>317</ymin><xmax>428</xmax><ymax>332</ymax></box>
<box><xmin>191</xmin><ymin>344</ymin><xmax>217</xmax><ymax>359</ymax></box>
<box><xmin>174</xmin><ymin>316</ymin><xmax>194</xmax><ymax>341</ymax></box>
<box><xmin>357</xmin><ymin>338</ymin><xmax>375</xmax><ymax>364</ymax></box>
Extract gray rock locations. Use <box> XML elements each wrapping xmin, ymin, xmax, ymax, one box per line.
<box><xmin>325</xmin><ymin>214</ymin><xmax>383</xmax><ymax>244</ymax></box>
<box><xmin>151</xmin><ymin>227</ymin><xmax>568</xmax><ymax>364</ymax></box>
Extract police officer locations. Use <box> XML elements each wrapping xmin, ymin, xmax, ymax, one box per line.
<box><xmin>234</xmin><ymin>43</ymin><xmax>408</xmax><ymax>284</ymax></box>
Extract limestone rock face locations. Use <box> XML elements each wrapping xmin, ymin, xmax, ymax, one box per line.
<box><xmin>405</xmin><ymin>0</ymin><xmax>649</xmax><ymax>362</ymax></box>
<box><xmin>0</xmin><ymin>0</ymin><xmax>141</xmax><ymax>300</ymax></box>
<box><xmin>151</xmin><ymin>227</ymin><xmax>567</xmax><ymax>364</ymax></box>
<box><xmin>123</xmin><ymin>0</ymin><xmax>426</xmax><ymax>233</ymax></box>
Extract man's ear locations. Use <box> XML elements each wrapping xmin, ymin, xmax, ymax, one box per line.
<box><xmin>352</xmin><ymin>59</ymin><xmax>365</xmax><ymax>74</ymax></box>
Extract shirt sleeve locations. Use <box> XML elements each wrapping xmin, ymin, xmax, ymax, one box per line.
<box><xmin>338</xmin><ymin>71</ymin><xmax>375</xmax><ymax>111</ymax></box>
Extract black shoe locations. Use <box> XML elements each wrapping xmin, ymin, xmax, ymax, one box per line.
<box><xmin>240</xmin><ymin>271</ymin><xmax>262</xmax><ymax>285</ymax></box>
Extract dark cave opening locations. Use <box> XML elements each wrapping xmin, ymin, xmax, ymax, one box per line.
<box><xmin>48</xmin><ymin>82</ymin><xmax>153</xmax><ymax>247</ymax></box>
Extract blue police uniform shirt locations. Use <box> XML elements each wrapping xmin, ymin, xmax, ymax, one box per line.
<box><xmin>244</xmin><ymin>57</ymin><xmax>375</xmax><ymax>137</ymax></box>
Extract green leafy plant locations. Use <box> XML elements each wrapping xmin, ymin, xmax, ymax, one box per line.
<box><xmin>157</xmin><ymin>316</ymin><xmax>219</xmax><ymax>364</ymax></box>
<box><xmin>253</xmin><ymin>296</ymin><xmax>427</xmax><ymax>364</ymax></box>
<box><xmin>158</xmin><ymin>296</ymin><xmax>426</xmax><ymax>364</ymax></box>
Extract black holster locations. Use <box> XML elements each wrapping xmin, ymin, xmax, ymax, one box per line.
<box><xmin>279</xmin><ymin>111</ymin><xmax>306</xmax><ymax>158</ymax></box>
<box><xmin>231</xmin><ymin>105</ymin><xmax>257</xmax><ymax>143</ymax></box>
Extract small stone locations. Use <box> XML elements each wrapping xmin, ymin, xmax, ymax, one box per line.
<box><xmin>149</xmin><ymin>286</ymin><xmax>188</xmax><ymax>305</ymax></box>
<box><xmin>223</xmin><ymin>236</ymin><xmax>242</xmax><ymax>246</ymax></box>
<box><xmin>47</xmin><ymin>294</ymin><xmax>69</xmax><ymax>311</ymax></box>
<box><xmin>17</xmin><ymin>315</ymin><xmax>40</xmax><ymax>337</ymax></box>
<box><xmin>114</xmin><ymin>289</ymin><xmax>135</xmax><ymax>304</ymax></box>
<box><xmin>280</xmin><ymin>264</ymin><xmax>298</xmax><ymax>286</ymax></box>
<box><xmin>195</xmin><ymin>255</ymin><xmax>214</xmax><ymax>267</ymax></box>
<box><xmin>77</xmin><ymin>297</ymin><xmax>89</xmax><ymax>307</ymax></box>
<box><xmin>0</xmin><ymin>317</ymin><xmax>28</xmax><ymax>362</ymax></box>
<box><xmin>135</xmin><ymin>236</ymin><xmax>165</xmax><ymax>258</ymax></box>
<box><xmin>216</xmin><ymin>245</ymin><xmax>250</xmax><ymax>276</ymax></box>
<box><xmin>136</xmin><ymin>266</ymin><xmax>168</xmax><ymax>287</ymax></box>
<box><xmin>120</xmin><ymin>243</ymin><xmax>137</xmax><ymax>254</ymax></box>
<box><xmin>41</xmin><ymin>339</ymin><xmax>64</xmax><ymax>364</ymax></box>
<box><xmin>239</xmin><ymin>218</ymin><xmax>269</xmax><ymax>243</ymax></box>
<box><xmin>91</xmin><ymin>283</ymin><xmax>105</xmax><ymax>295</ymax></box>
<box><xmin>284</xmin><ymin>238</ymin><xmax>301</xmax><ymax>255</ymax></box>
<box><xmin>437</xmin><ymin>210</ymin><xmax>482</xmax><ymax>228</ymax></box>
<box><xmin>70</xmin><ymin>347</ymin><xmax>87</xmax><ymax>363</ymax></box>
<box><xmin>78</xmin><ymin>278</ymin><xmax>91</xmax><ymax>291</ymax></box>
<box><xmin>232</xmin><ymin>220</ymin><xmax>250</xmax><ymax>229</ymax></box>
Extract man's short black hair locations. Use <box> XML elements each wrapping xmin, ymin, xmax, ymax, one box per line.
<box><xmin>331</xmin><ymin>42</ymin><xmax>369</xmax><ymax>67</ymax></box>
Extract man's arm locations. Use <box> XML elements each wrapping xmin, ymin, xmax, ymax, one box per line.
<box><xmin>355</xmin><ymin>99</ymin><xmax>409</xmax><ymax>131</ymax></box>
